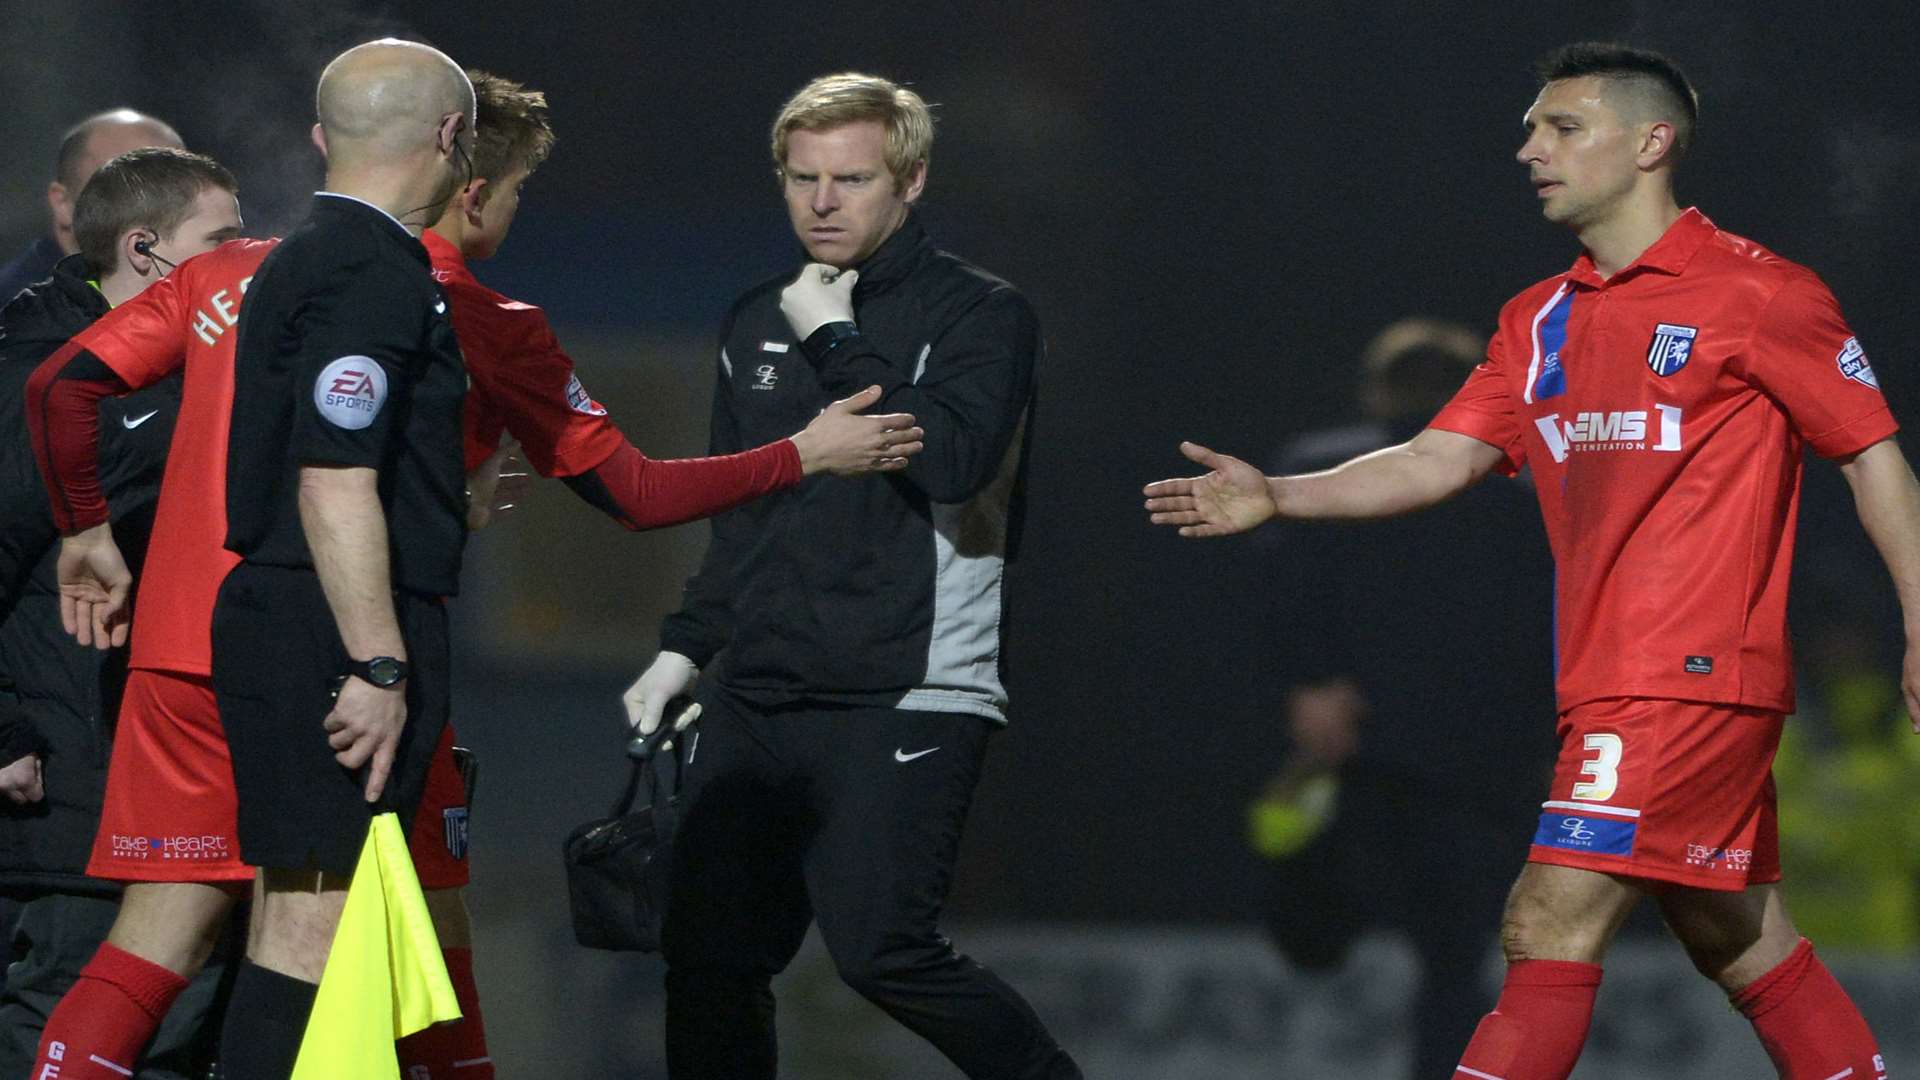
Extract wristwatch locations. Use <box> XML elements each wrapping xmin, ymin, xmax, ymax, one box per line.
<box><xmin>342</xmin><ymin>656</ymin><xmax>410</xmax><ymax>689</ymax></box>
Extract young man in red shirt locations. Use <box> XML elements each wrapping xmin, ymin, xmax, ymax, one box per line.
<box><xmin>1146</xmin><ymin>43</ymin><xmax>1912</xmax><ymax>1080</ymax></box>
<box><xmin>25</xmin><ymin>69</ymin><xmax>917</xmax><ymax>1080</ymax></box>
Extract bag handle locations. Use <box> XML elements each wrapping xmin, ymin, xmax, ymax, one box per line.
<box><xmin>607</xmin><ymin>694</ymin><xmax>693</xmax><ymax>818</ymax></box>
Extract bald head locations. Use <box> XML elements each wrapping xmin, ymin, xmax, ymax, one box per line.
<box><xmin>316</xmin><ymin>39</ymin><xmax>474</xmax><ymax>163</ymax></box>
<box><xmin>47</xmin><ymin>109</ymin><xmax>184</xmax><ymax>254</ymax></box>
<box><xmin>56</xmin><ymin>109</ymin><xmax>184</xmax><ymax>190</ymax></box>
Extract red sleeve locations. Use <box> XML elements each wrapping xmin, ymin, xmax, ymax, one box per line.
<box><xmin>571</xmin><ymin>439</ymin><xmax>803</xmax><ymax>531</ymax></box>
<box><xmin>455</xmin><ymin>296</ymin><xmax>628</xmax><ymax>477</ymax></box>
<box><xmin>1736</xmin><ymin>271</ymin><xmax>1898</xmax><ymax>459</ymax></box>
<box><xmin>1427</xmin><ymin>332</ymin><xmax>1527</xmax><ymax>475</ymax></box>
<box><xmin>25</xmin><ymin>267</ymin><xmax>191</xmax><ymax>532</ymax></box>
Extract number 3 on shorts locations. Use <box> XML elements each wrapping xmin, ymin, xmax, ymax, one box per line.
<box><xmin>1571</xmin><ymin>732</ymin><xmax>1622</xmax><ymax>802</ymax></box>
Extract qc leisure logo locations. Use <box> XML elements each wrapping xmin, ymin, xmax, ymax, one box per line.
<box><xmin>314</xmin><ymin>355</ymin><xmax>388</xmax><ymax>429</ymax></box>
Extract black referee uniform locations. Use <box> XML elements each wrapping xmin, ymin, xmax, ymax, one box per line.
<box><xmin>213</xmin><ymin>193</ymin><xmax>465</xmax><ymax>875</ymax></box>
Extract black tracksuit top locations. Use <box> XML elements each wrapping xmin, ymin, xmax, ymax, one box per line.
<box><xmin>660</xmin><ymin>217</ymin><xmax>1040</xmax><ymax>722</ymax></box>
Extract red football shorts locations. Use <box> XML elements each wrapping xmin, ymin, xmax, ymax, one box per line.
<box><xmin>1528</xmin><ymin>697</ymin><xmax>1783</xmax><ymax>891</ymax></box>
<box><xmin>90</xmin><ymin>670</ymin><xmax>249</xmax><ymax>883</ymax></box>
<box><xmin>90</xmin><ymin>668</ymin><xmax>470</xmax><ymax>889</ymax></box>
<box><xmin>410</xmin><ymin>722</ymin><xmax>471</xmax><ymax>890</ymax></box>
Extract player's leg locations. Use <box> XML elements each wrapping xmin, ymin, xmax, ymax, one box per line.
<box><xmin>215</xmin><ymin>869</ymin><xmax>348</xmax><ymax>1079</ymax></box>
<box><xmin>0</xmin><ymin>894</ymin><xmax>124</xmax><ymax>1076</ymax></box>
<box><xmin>1453</xmin><ymin>862</ymin><xmax>1639</xmax><ymax>1080</ymax></box>
<box><xmin>31</xmin><ymin>668</ymin><xmax>250</xmax><ymax>1080</ymax></box>
<box><xmin>660</xmin><ymin>687</ymin><xmax>813</xmax><ymax>1080</ymax></box>
<box><xmin>396</xmin><ymin>728</ymin><xmax>492</xmax><ymax>1079</ymax></box>
<box><xmin>210</xmin><ymin>568</ymin><xmax>452</xmax><ymax>1079</ymax></box>
<box><xmin>1659</xmin><ymin>879</ymin><xmax>1884</xmax><ymax>1075</ymax></box>
<box><xmin>801</xmin><ymin>707</ymin><xmax>1081</xmax><ymax>1080</ymax></box>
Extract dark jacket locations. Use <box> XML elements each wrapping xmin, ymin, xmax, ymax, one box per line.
<box><xmin>0</xmin><ymin>236</ymin><xmax>64</xmax><ymax>311</ymax></box>
<box><xmin>660</xmin><ymin>216</ymin><xmax>1039</xmax><ymax>722</ymax></box>
<box><xmin>0</xmin><ymin>254</ymin><xmax>178</xmax><ymax>895</ymax></box>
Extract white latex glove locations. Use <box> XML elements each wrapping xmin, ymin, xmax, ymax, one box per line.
<box><xmin>779</xmin><ymin>263</ymin><xmax>859</xmax><ymax>340</ymax></box>
<box><xmin>622</xmin><ymin>651</ymin><xmax>701</xmax><ymax>736</ymax></box>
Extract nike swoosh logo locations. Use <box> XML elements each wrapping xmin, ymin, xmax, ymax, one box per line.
<box><xmin>894</xmin><ymin>747</ymin><xmax>939</xmax><ymax>763</ymax></box>
<box><xmin>121</xmin><ymin>410</ymin><xmax>160</xmax><ymax>430</ymax></box>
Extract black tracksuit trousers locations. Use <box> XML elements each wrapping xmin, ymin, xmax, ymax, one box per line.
<box><xmin>660</xmin><ymin>685</ymin><xmax>1079</xmax><ymax>1079</ymax></box>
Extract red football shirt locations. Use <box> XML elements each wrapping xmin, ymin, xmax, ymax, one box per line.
<box><xmin>67</xmin><ymin>240</ymin><xmax>273</xmax><ymax>675</ymax></box>
<box><xmin>1430</xmin><ymin>209</ymin><xmax>1896</xmax><ymax>714</ymax></box>
<box><xmin>422</xmin><ymin>229</ymin><xmax>628</xmax><ymax>475</ymax></box>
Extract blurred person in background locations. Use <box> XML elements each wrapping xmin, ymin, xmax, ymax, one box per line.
<box><xmin>0</xmin><ymin>110</ymin><xmax>184</xmax><ymax>305</ymax></box>
<box><xmin>0</xmin><ymin>147</ymin><xmax>241</xmax><ymax>1079</ymax></box>
<box><xmin>1247</xmin><ymin>318</ymin><xmax>1555</xmax><ymax>1078</ymax></box>
<box><xmin>1773</xmin><ymin>588</ymin><xmax>1920</xmax><ymax>954</ymax></box>
<box><xmin>624</xmin><ymin>72</ymin><xmax>1077</xmax><ymax>1080</ymax></box>
<box><xmin>1147</xmin><ymin>42</ymin><xmax>1917</xmax><ymax>1080</ymax></box>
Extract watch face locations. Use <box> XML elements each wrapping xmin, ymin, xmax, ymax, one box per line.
<box><xmin>368</xmin><ymin>657</ymin><xmax>404</xmax><ymax>686</ymax></box>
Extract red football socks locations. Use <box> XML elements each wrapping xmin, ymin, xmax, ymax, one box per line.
<box><xmin>1733</xmin><ymin>938</ymin><xmax>1885</xmax><ymax>1080</ymax></box>
<box><xmin>32</xmin><ymin>943</ymin><xmax>188</xmax><ymax>1080</ymax></box>
<box><xmin>1452</xmin><ymin>959</ymin><xmax>1601</xmax><ymax>1080</ymax></box>
<box><xmin>396</xmin><ymin>946</ymin><xmax>494</xmax><ymax>1078</ymax></box>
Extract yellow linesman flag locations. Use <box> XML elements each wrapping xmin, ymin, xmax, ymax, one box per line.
<box><xmin>292</xmin><ymin>811</ymin><xmax>461</xmax><ymax>1079</ymax></box>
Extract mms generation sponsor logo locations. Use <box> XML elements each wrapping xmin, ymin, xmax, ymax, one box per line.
<box><xmin>1534</xmin><ymin>404</ymin><xmax>1683</xmax><ymax>464</ymax></box>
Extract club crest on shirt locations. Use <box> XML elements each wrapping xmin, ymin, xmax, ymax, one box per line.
<box><xmin>1836</xmin><ymin>337</ymin><xmax>1878</xmax><ymax>389</ymax></box>
<box><xmin>1645</xmin><ymin>323</ymin><xmax>1697</xmax><ymax>377</ymax></box>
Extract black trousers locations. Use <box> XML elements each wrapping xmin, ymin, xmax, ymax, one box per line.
<box><xmin>0</xmin><ymin>892</ymin><xmax>236</xmax><ymax>1079</ymax></box>
<box><xmin>660</xmin><ymin>686</ymin><xmax>1079</xmax><ymax>1080</ymax></box>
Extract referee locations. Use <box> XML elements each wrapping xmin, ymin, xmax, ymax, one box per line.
<box><xmin>208</xmin><ymin>39</ymin><xmax>473</xmax><ymax>1076</ymax></box>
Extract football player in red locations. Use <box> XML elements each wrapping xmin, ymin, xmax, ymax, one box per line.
<box><xmin>25</xmin><ymin>71</ymin><xmax>919</xmax><ymax>1080</ymax></box>
<box><xmin>1146</xmin><ymin>43</ymin><xmax>1911</xmax><ymax>1080</ymax></box>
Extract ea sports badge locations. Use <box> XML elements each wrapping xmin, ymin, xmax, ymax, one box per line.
<box><xmin>314</xmin><ymin>356</ymin><xmax>388</xmax><ymax>429</ymax></box>
<box><xmin>1646</xmin><ymin>323</ymin><xmax>1697</xmax><ymax>377</ymax></box>
<box><xmin>1836</xmin><ymin>337</ymin><xmax>1878</xmax><ymax>389</ymax></box>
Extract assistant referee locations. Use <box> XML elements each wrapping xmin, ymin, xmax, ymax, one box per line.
<box><xmin>208</xmin><ymin>39</ymin><xmax>474</xmax><ymax>1076</ymax></box>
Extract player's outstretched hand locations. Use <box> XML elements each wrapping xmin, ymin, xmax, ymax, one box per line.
<box><xmin>324</xmin><ymin>676</ymin><xmax>407</xmax><ymax>803</ymax></box>
<box><xmin>780</xmin><ymin>263</ymin><xmax>858</xmax><ymax>340</ymax></box>
<box><xmin>0</xmin><ymin>754</ymin><xmax>44</xmax><ymax>805</ymax></box>
<box><xmin>466</xmin><ymin>440</ymin><xmax>532</xmax><ymax>531</ymax></box>
<box><xmin>56</xmin><ymin>523</ymin><xmax>132</xmax><ymax>650</ymax></box>
<box><xmin>623</xmin><ymin>651</ymin><xmax>701</xmax><ymax>737</ymax></box>
<box><xmin>791</xmin><ymin>385</ymin><xmax>925</xmax><ymax>477</ymax></box>
<box><xmin>1143</xmin><ymin>441</ymin><xmax>1279</xmax><ymax>537</ymax></box>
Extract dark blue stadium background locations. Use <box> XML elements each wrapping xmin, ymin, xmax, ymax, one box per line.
<box><xmin>2</xmin><ymin>5</ymin><xmax>1915</xmax><ymax>1068</ymax></box>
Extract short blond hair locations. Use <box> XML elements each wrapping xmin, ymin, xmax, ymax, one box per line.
<box><xmin>770</xmin><ymin>73</ymin><xmax>932</xmax><ymax>190</ymax></box>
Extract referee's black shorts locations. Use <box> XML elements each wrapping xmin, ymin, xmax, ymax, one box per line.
<box><xmin>210</xmin><ymin>561</ymin><xmax>449</xmax><ymax>876</ymax></box>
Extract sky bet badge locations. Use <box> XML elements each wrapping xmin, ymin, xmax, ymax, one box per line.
<box><xmin>1646</xmin><ymin>322</ymin><xmax>1697</xmax><ymax>376</ymax></box>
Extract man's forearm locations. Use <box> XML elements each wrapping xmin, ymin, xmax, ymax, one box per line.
<box><xmin>299</xmin><ymin>465</ymin><xmax>405</xmax><ymax>660</ymax></box>
<box><xmin>1271</xmin><ymin>429</ymin><xmax>1500</xmax><ymax>521</ymax></box>
<box><xmin>1842</xmin><ymin>439</ymin><xmax>1920</xmax><ymax>635</ymax></box>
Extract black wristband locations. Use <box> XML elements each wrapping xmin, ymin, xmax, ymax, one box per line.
<box><xmin>800</xmin><ymin>320</ymin><xmax>862</xmax><ymax>365</ymax></box>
